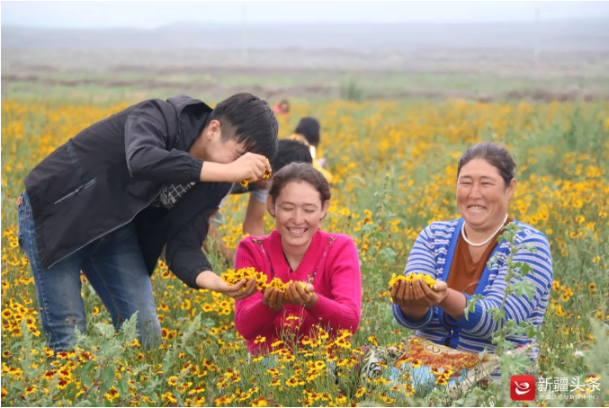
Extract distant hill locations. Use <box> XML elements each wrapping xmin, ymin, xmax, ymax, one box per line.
<box><xmin>3</xmin><ymin>19</ymin><xmax>609</xmax><ymax>52</ymax></box>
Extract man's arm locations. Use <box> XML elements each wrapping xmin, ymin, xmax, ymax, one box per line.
<box><xmin>165</xmin><ymin>207</ymin><xmax>216</xmax><ymax>289</ymax></box>
<box><xmin>125</xmin><ymin>100</ymin><xmax>204</xmax><ymax>184</ymax></box>
<box><xmin>242</xmin><ymin>192</ymin><xmax>267</xmax><ymax>237</ymax></box>
<box><xmin>165</xmin><ymin>206</ymin><xmax>255</xmax><ymax>300</ymax></box>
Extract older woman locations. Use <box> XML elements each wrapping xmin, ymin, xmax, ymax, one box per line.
<box><xmin>364</xmin><ymin>142</ymin><xmax>553</xmax><ymax>390</ymax></box>
<box><xmin>234</xmin><ymin>163</ymin><xmax>361</xmax><ymax>355</ymax></box>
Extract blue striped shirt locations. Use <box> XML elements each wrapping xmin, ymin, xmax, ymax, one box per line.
<box><xmin>393</xmin><ymin>219</ymin><xmax>553</xmax><ymax>365</ymax></box>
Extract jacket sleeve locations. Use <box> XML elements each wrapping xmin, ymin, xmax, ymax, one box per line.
<box><xmin>305</xmin><ymin>236</ymin><xmax>362</xmax><ymax>335</ymax></box>
<box><xmin>164</xmin><ymin>207</ymin><xmax>214</xmax><ymax>289</ymax></box>
<box><xmin>124</xmin><ymin>100</ymin><xmax>203</xmax><ymax>184</ymax></box>
<box><xmin>234</xmin><ymin>239</ymin><xmax>281</xmax><ymax>340</ymax></box>
<box><xmin>456</xmin><ymin>232</ymin><xmax>553</xmax><ymax>339</ymax></box>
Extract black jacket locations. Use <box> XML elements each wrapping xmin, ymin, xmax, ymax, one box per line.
<box><xmin>24</xmin><ymin>95</ymin><xmax>231</xmax><ymax>288</ymax></box>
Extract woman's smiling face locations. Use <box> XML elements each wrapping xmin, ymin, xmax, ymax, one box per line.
<box><xmin>456</xmin><ymin>158</ymin><xmax>516</xmax><ymax>232</ymax></box>
<box><xmin>268</xmin><ymin>180</ymin><xmax>329</xmax><ymax>248</ymax></box>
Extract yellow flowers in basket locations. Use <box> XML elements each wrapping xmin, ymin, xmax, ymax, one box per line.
<box><xmin>389</xmin><ymin>273</ymin><xmax>437</xmax><ymax>290</ymax></box>
<box><xmin>221</xmin><ymin>267</ymin><xmax>308</xmax><ymax>293</ymax></box>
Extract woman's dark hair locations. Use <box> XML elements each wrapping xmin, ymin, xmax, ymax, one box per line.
<box><xmin>269</xmin><ymin>162</ymin><xmax>331</xmax><ymax>204</ymax></box>
<box><xmin>212</xmin><ymin>93</ymin><xmax>279</xmax><ymax>160</ymax></box>
<box><xmin>457</xmin><ymin>142</ymin><xmax>517</xmax><ymax>186</ymax></box>
<box><xmin>294</xmin><ymin>117</ymin><xmax>321</xmax><ymax>147</ymax></box>
<box><xmin>271</xmin><ymin>139</ymin><xmax>313</xmax><ymax>173</ymax></box>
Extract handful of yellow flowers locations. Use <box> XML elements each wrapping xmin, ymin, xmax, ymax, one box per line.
<box><xmin>389</xmin><ymin>273</ymin><xmax>437</xmax><ymax>290</ymax></box>
<box><xmin>221</xmin><ymin>267</ymin><xmax>309</xmax><ymax>294</ymax></box>
<box><xmin>241</xmin><ymin>162</ymin><xmax>272</xmax><ymax>188</ymax></box>
<box><xmin>267</xmin><ymin>279</ymin><xmax>310</xmax><ymax>294</ymax></box>
<box><xmin>221</xmin><ymin>267</ymin><xmax>268</xmax><ymax>291</ymax></box>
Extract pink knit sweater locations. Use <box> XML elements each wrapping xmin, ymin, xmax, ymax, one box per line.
<box><xmin>234</xmin><ymin>229</ymin><xmax>362</xmax><ymax>355</ymax></box>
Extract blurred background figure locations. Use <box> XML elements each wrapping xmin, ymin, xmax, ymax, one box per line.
<box><xmin>273</xmin><ymin>99</ymin><xmax>290</xmax><ymax>116</ymax></box>
<box><xmin>289</xmin><ymin>117</ymin><xmax>333</xmax><ymax>184</ymax></box>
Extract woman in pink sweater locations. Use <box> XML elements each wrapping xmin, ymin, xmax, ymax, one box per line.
<box><xmin>234</xmin><ymin>162</ymin><xmax>362</xmax><ymax>355</ymax></box>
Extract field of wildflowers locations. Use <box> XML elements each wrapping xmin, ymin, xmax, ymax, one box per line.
<box><xmin>1</xmin><ymin>97</ymin><xmax>608</xmax><ymax>406</ymax></box>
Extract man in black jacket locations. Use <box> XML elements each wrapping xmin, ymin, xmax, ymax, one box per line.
<box><xmin>17</xmin><ymin>93</ymin><xmax>277</xmax><ymax>351</ymax></box>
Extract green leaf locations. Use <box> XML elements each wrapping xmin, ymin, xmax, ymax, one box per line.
<box><xmin>81</xmin><ymin>372</ymin><xmax>92</xmax><ymax>388</ymax></box>
<box><xmin>201</xmin><ymin>318</ymin><xmax>216</xmax><ymax>328</ymax></box>
<box><xmin>94</xmin><ymin>322</ymin><xmax>116</xmax><ymax>340</ymax></box>
<box><xmin>379</xmin><ymin>247</ymin><xmax>396</xmax><ymax>264</ymax></box>
<box><xmin>519</xmin><ymin>262</ymin><xmax>533</xmax><ymax>277</ymax></box>
<box><xmin>512</xmin><ymin>280</ymin><xmax>536</xmax><ymax>301</ymax></box>
<box><xmin>119</xmin><ymin>379</ymin><xmax>129</xmax><ymax>396</ymax></box>
<box><xmin>361</xmin><ymin>224</ymin><xmax>375</xmax><ymax>234</ymax></box>
<box><xmin>185</xmin><ymin>346</ymin><xmax>197</xmax><ymax>359</ymax></box>
<box><xmin>100</xmin><ymin>365</ymin><xmax>115</xmax><ymax>395</ymax></box>
<box><xmin>501</xmin><ymin>353</ymin><xmax>532</xmax><ymax>374</ymax></box>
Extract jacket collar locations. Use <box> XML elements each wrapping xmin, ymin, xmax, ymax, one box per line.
<box><xmin>167</xmin><ymin>95</ymin><xmax>213</xmax><ymax>152</ymax></box>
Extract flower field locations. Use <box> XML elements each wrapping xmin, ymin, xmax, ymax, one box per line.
<box><xmin>1</xmin><ymin>97</ymin><xmax>608</xmax><ymax>406</ymax></box>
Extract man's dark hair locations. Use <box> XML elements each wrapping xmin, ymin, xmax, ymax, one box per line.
<box><xmin>294</xmin><ymin>117</ymin><xmax>321</xmax><ymax>147</ymax></box>
<box><xmin>457</xmin><ymin>142</ymin><xmax>517</xmax><ymax>186</ymax></box>
<box><xmin>271</xmin><ymin>139</ymin><xmax>313</xmax><ymax>173</ymax></box>
<box><xmin>212</xmin><ymin>93</ymin><xmax>278</xmax><ymax>160</ymax></box>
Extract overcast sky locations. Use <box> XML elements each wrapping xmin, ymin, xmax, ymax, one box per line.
<box><xmin>2</xmin><ymin>1</ymin><xmax>609</xmax><ymax>29</ymax></box>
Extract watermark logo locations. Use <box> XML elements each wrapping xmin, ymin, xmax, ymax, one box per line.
<box><xmin>537</xmin><ymin>375</ymin><xmax>601</xmax><ymax>401</ymax></box>
<box><xmin>511</xmin><ymin>375</ymin><xmax>536</xmax><ymax>401</ymax></box>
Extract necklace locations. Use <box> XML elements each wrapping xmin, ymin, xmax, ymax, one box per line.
<box><xmin>461</xmin><ymin>214</ymin><xmax>508</xmax><ymax>247</ymax></box>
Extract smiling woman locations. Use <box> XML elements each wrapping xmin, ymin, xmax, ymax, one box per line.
<box><xmin>367</xmin><ymin>142</ymin><xmax>554</xmax><ymax>391</ymax></box>
<box><xmin>233</xmin><ymin>163</ymin><xmax>362</xmax><ymax>355</ymax></box>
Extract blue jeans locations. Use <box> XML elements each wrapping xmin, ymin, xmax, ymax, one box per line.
<box><xmin>17</xmin><ymin>192</ymin><xmax>161</xmax><ymax>351</ymax></box>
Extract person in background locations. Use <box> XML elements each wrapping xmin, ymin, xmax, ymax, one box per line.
<box><xmin>272</xmin><ymin>99</ymin><xmax>290</xmax><ymax>116</ymax></box>
<box><xmin>208</xmin><ymin>139</ymin><xmax>313</xmax><ymax>264</ymax></box>
<box><xmin>288</xmin><ymin>117</ymin><xmax>333</xmax><ymax>183</ymax></box>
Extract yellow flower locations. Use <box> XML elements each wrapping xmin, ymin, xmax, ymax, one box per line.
<box><xmin>129</xmin><ymin>338</ymin><xmax>140</xmax><ymax>347</ymax></box>
<box><xmin>215</xmin><ymin>395</ymin><xmax>234</xmax><ymax>405</ymax></box>
<box><xmin>388</xmin><ymin>272</ymin><xmax>437</xmax><ymax>289</ymax></box>
<box><xmin>435</xmin><ymin>377</ymin><xmax>448</xmax><ymax>386</ymax></box>
<box><xmin>180</xmin><ymin>299</ymin><xmax>191</xmax><ymax>311</ymax></box>
<box><xmin>162</xmin><ymin>392</ymin><xmax>177</xmax><ymax>404</ymax></box>
<box><xmin>24</xmin><ymin>385</ymin><xmax>37</xmax><ymax>396</ymax></box>
<box><xmin>104</xmin><ymin>387</ymin><xmax>119</xmax><ymax>402</ymax></box>
<box><xmin>251</xmin><ymin>397</ymin><xmax>268</xmax><ymax>407</ymax></box>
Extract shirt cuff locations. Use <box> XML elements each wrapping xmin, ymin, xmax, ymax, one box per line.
<box><xmin>456</xmin><ymin>293</ymin><xmax>485</xmax><ymax>330</ymax></box>
<box><xmin>251</xmin><ymin>187</ymin><xmax>268</xmax><ymax>203</ymax></box>
<box><xmin>393</xmin><ymin>303</ymin><xmax>433</xmax><ymax>329</ymax></box>
<box><xmin>190</xmin><ymin>158</ymin><xmax>204</xmax><ymax>182</ymax></box>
